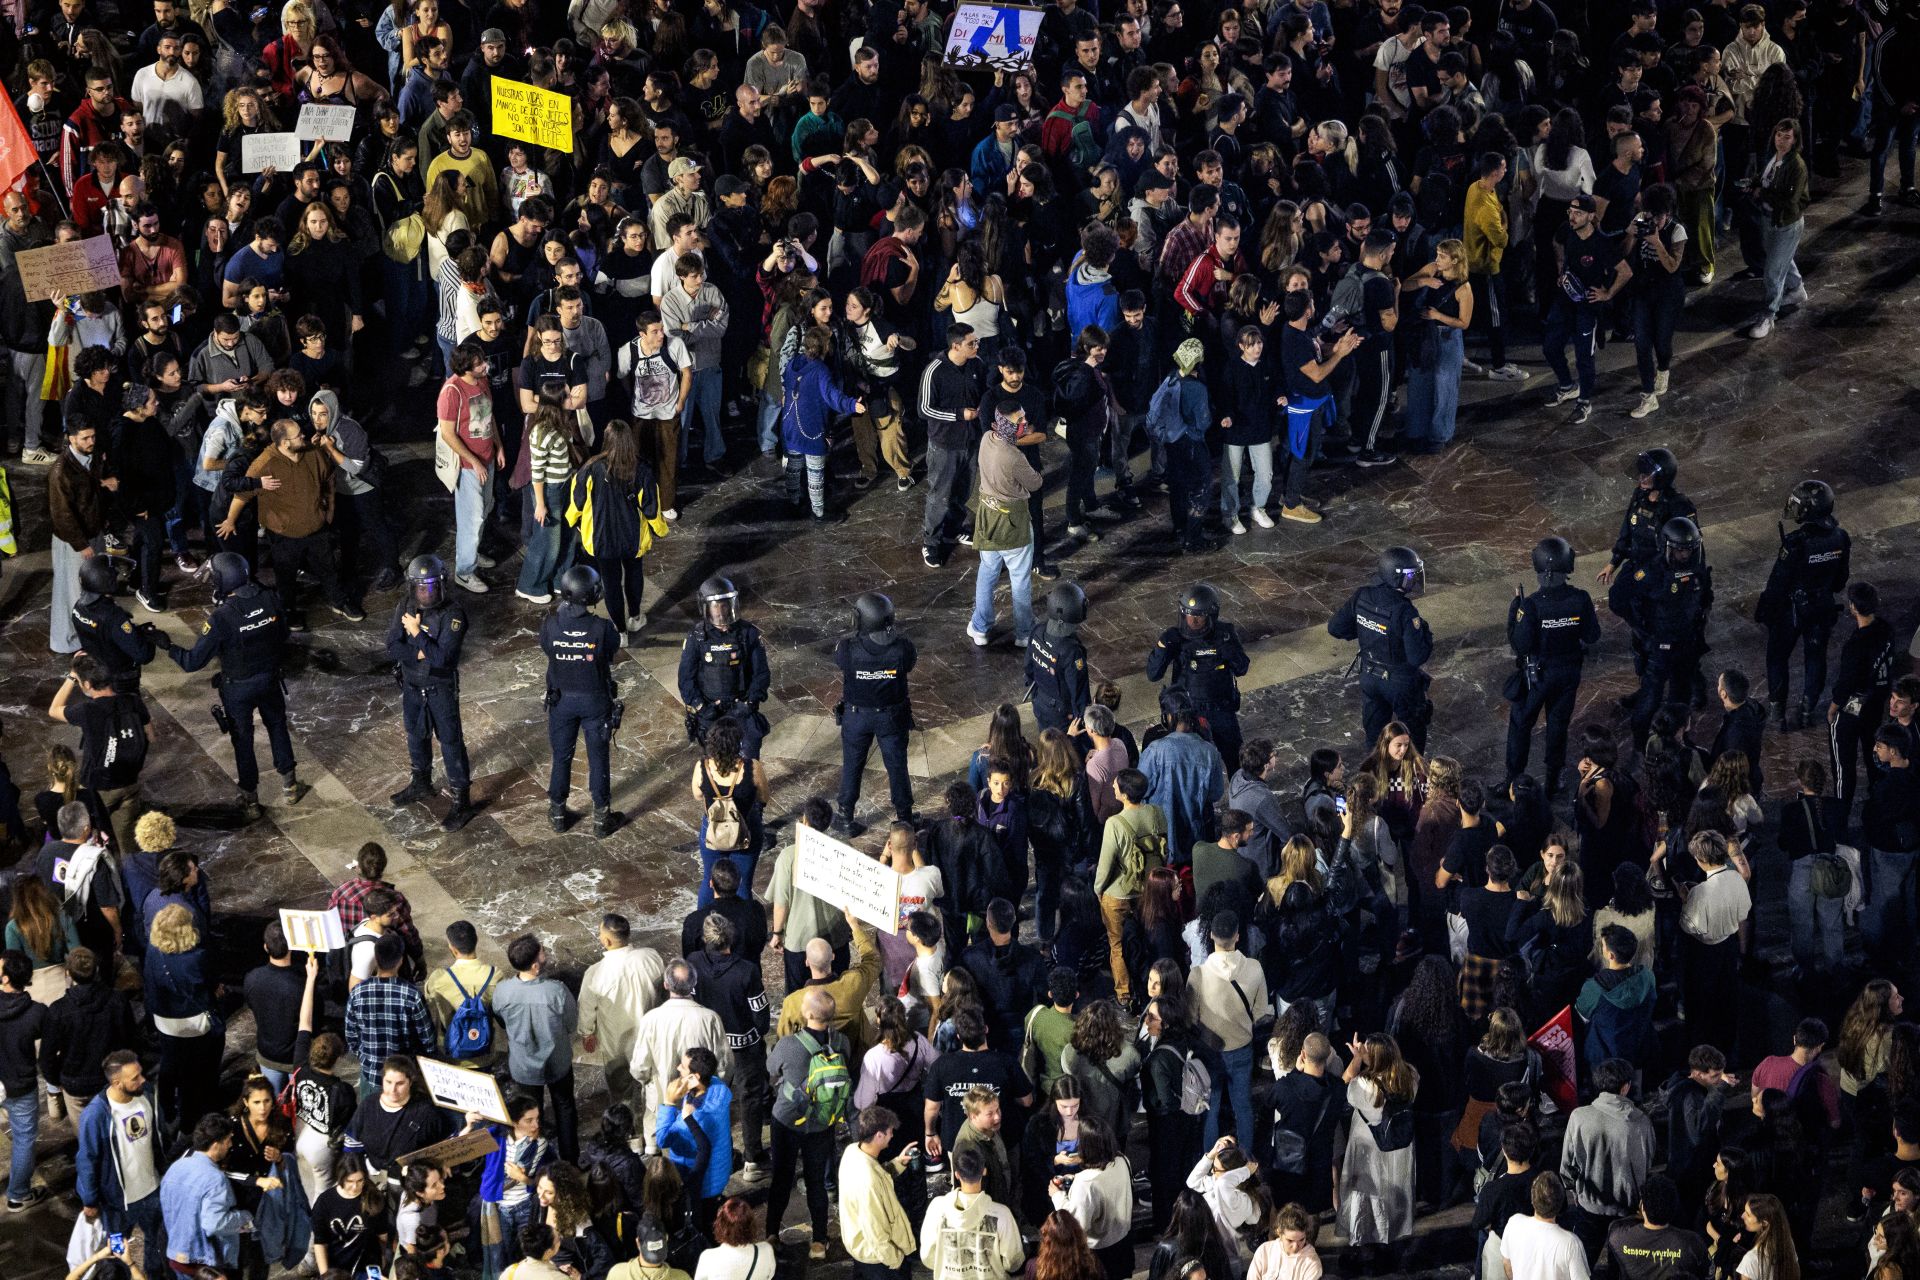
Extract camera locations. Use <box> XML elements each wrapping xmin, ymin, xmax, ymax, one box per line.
<box><xmin>1632</xmin><ymin>212</ymin><xmax>1654</xmax><ymax>232</ymax></box>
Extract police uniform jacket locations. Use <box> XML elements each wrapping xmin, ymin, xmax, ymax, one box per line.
<box><xmin>1626</xmin><ymin>562</ymin><xmax>1713</xmax><ymax>642</ymax></box>
<box><xmin>384</xmin><ymin>598</ymin><xmax>468</xmax><ymax>687</ymax></box>
<box><xmin>1509</xmin><ymin>584</ymin><xmax>1600</xmax><ymax>668</ymax></box>
<box><xmin>73</xmin><ymin>596</ymin><xmax>155</xmax><ymax>688</ymax></box>
<box><xmin>677</xmin><ymin>621</ymin><xmax>771</xmax><ymax>710</ymax></box>
<box><xmin>1025</xmin><ymin>628</ymin><xmax>1090</xmax><ymax>712</ymax></box>
<box><xmin>1329</xmin><ymin>581</ymin><xmax>1434</xmax><ymax>675</ymax></box>
<box><xmin>836</xmin><ymin>633</ymin><xmax>917</xmax><ymax>710</ymax></box>
<box><xmin>1757</xmin><ymin>518</ymin><xmax>1851</xmax><ymax>628</ymax></box>
<box><xmin>1146</xmin><ymin>622</ymin><xmax>1250</xmax><ymax>710</ymax></box>
<box><xmin>168</xmin><ymin>584</ymin><xmax>289</xmax><ymax>679</ymax></box>
<box><xmin>541</xmin><ymin>603</ymin><xmax>619</xmax><ymax>705</ymax></box>
<box><xmin>1609</xmin><ymin>487</ymin><xmax>1698</xmax><ymax>569</ymax></box>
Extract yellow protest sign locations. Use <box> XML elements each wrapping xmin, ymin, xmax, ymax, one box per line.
<box><xmin>492</xmin><ymin>76</ymin><xmax>573</xmax><ymax>151</ymax></box>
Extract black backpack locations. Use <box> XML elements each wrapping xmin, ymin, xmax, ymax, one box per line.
<box><xmin>1369</xmin><ymin>1100</ymin><xmax>1416</xmax><ymax>1152</ymax></box>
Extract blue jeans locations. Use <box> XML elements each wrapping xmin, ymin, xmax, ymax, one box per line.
<box><xmin>5</xmin><ymin>1091</ymin><xmax>38</xmax><ymax>1202</ymax></box>
<box><xmin>680</xmin><ymin>366</ymin><xmax>724</xmax><ymax>463</ymax></box>
<box><xmin>1405</xmin><ymin>326</ymin><xmax>1464</xmax><ymax>443</ymax></box>
<box><xmin>454</xmin><ymin>465</ymin><xmax>493</xmax><ymax>578</ymax></box>
<box><xmin>1871</xmin><ymin>110</ymin><xmax>1920</xmax><ymax>196</ymax></box>
<box><xmin>1220</xmin><ymin>443</ymin><xmax>1273</xmax><ymax>517</ymax></box>
<box><xmin>698</xmin><ymin>830</ymin><xmax>761</xmax><ymax>909</ymax></box>
<box><xmin>757</xmin><ymin>393</ymin><xmax>781</xmax><ymax>455</ymax></box>
<box><xmin>256</xmin><ymin>1064</ymin><xmax>290</xmax><ymax>1097</ymax></box>
<box><xmin>970</xmin><ymin>537</ymin><xmax>1035</xmax><ymax>643</ymax></box>
<box><xmin>516</xmin><ymin>480</ymin><xmax>576</xmax><ymax>596</ymax></box>
<box><xmin>1863</xmin><ymin>848</ymin><xmax>1918</xmax><ymax>965</ymax></box>
<box><xmin>1203</xmin><ymin>1044</ymin><xmax>1255</xmax><ymax>1150</ymax></box>
<box><xmin>1541</xmin><ymin>298</ymin><xmax>1601</xmax><ymax>400</ymax></box>
<box><xmin>106</xmin><ymin>1191</ymin><xmax>166</xmax><ymax>1276</ymax></box>
<box><xmin>1788</xmin><ymin>856</ymin><xmax>1845</xmax><ymax>974</ymax></box>
<box><xmin>382</xmin><ymin>257</ymin><xmax>432</xmax><ymax>347</ymax></box>
<box><xmin>1760</xmin><ymin>218</ymin><xmax>1805</xmax><ymax>314</ymax></box>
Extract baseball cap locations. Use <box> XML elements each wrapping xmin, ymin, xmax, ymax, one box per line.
<box><xmin>636</xmin><ymin>1217</ymin><xmax>669</xmax><ymax>1265</ymax></box>
<box><xmin>668</xmin><ymin>156</ymin><xmax>699</xmax><ymax>179</ymax></box>
<box><xmin>1569</xmin><ymin>194</ymin><xmax>1598</xmax><ymax>212</ymax></box>
<box><xmin>480</xmin><ymin>27</ymin><xmax>506</xmax><ymax>43</ymax></box>
<box><xmin>715</xmin><ymin>174</ymin><xmax>749</xmax><ymax>197</ymax></box>
<box><xmin>992</xmin><ymin>103</ymin><xmax>1018</xmax><ymax>122</ymax></box>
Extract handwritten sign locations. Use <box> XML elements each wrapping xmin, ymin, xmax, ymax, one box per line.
<box><xmin>280</xmin><ymin>907</ymin><xmax>347</xmax><ymax>953</ymax></box>
<box><xmin>491</xmin><ymin>76</ymin><xmax>573</xmax><ymax>151</ymax></box>
<box><xmin>240</xmin><ymin>132</ymin><xmax>302</xmax><ymax>174</ymax></box>
<box><xmin>15</xmin><ymin>236</ymin><xmax>122</xmax><ymax>299</ymax></box>
<box><xmin>296</xmin><ymin>103</ymin><xmax>358</xmax><ymax>143</ymax></box>
<box><xmin>942</xmin><ymin>3</ymin><xmax>1043</xmax><ymax>69</ymax></box>
<box><xmin>398</xmin><ymin>1126</ymin><xmax>499</xmax><ymax>1170</ymax></box>
<box><xmin>794</xmin><ymin>822</ymin><xmax>900</xmax><ymax>934</ymax></box>
<box><xmin>417</xmin><ymin>1056</ymin><xmax>512</xmax><ymax>1124</ymax></box>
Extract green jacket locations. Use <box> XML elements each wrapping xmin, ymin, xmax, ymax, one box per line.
<box><xmin>1757</xmin><ymin>147</ymin><xmax>1810</xmax><ymax>227</ymax></box>
<box><xmin>1095</xmin><ymin>804</ymin><xmax>1168</xmax><ymax>898</ymax></box>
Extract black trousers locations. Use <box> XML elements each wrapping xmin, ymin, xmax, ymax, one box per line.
<box><xmin>1505</xmin><ymin>663</ymin><xmax>1582</xmax><ymax>797</ymax></box>
<box><xmin>547</xmin><ymin>693</ymin><xmax>612</xmax><ymax>809</ymax></box>
<box><xmin>838</xmin><ymin>705</ymin><xmax>914</xmax><ymax>822</ymax></box>
<box><xmin>1765</xmin><ymin>616</ymin><xmax>1834</xmax><ymax>714</ymax></box>
<box><xmin>1832</xmin><ymin>701</ymin><xmax>1885</xmax><ymax>811</ymax></box>
<box><xmin>339</xmin><ymin>486</ymin><xmax>398</xmax><ymax>586</ymax></box>
<box><xmin>267</xmin><ymin>528</ymin><xmax>350</xmax><ymax>618</ymax></box>
<box><xmin>766</xmin><ymin>1121</ymin><xmax>834</xmax><ymax>1240</ymax></box>
<box><xmin>1165</xmin><ymin>437</ymin><xmax>1208</xmax><ymax>547</ymax></box>
<box><xmin>585</xmin><ymin>552</ymin><xmax>645</xmax><ymax>632</ymax></box>
<box><xmin>403</xmin><ymin>681</ymin><xmax>471</xmax><ymax>790</ymax></box>
<box><xmin>222</xmin><ymin>672</ymin><xmax>297</xmax><ymax>794</ymax></box>
<box><xmin>1682</xmin><ymin>932</ymin><xmax>1742</xmax><ymax>1056</ymax></box>
<box><xmin>513</xmin><ymin>1072</ymin><xmax>578</xmax><ymax>1162</ymax></box>
<box><xmin>731</xmin><ymin>1041</ymin><xmax>770</xmax><ymax>1164</ymax></box>
<box><xmin>126</xmin><ymin>510</ymin><xmax>165</xmax><ymax>597</ymax></box>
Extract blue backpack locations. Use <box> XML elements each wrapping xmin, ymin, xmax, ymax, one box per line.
<box><xmin>444</xmin><ymin>967</ymin><xmax>494</xmax><ymax>1061</ymax></box>
<box><xmin>1145</xmin><ymin>374</ymin><xmax>1185</xmax><ymax>444</ymax></box>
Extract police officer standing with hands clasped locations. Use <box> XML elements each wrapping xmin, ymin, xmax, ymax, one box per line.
<box><xmin>1758</xmin><ymin>479</ymin><xmax>1851</xmax><ymax>731</ymax></box>
<box><xmin>835</xmin><ymin>591</ymin><xmax>917</xmax><ymax>838</ymax></box>
<box><xmin>166</xmin><ymin>552</ymin><xmax>309</xmax><ymax>822</ymax></box>
<box><xmin>1026</xmin><ymin>582</ymin><xmax>1091</xmax><ymax>734</ymax></box>
<box><xmin>678</xmin><ymin>575</ymin><xmax>772</xmax><ymax>758</ymax></box>
<box><xmin>72</xmin><ymin>558</ymin><xmax>157</xmax><ymax>694</ymax></box>
<box><xmin>1330</xmin><ymin>548</ymin><xmax>1435</xmax><ymax>752</ymax></box>
<box><xmin>1505</xmin><ymin>537</ymin><xmax>1600</xmax><ymax>801</ymax></box>
<box><xmin>386</xmin><ymin>554</ymin><xmax>476</xmax><ymax>832</ymax></box>
<box><xmin>543</xmin><ymin>565</ymin><xmax>623</xmax><ymax>839</ymax></box>
<box><xmin>1146</xmin><ymin>583</ymin><xmax>1251</xmax><ymax>772</ymax></box>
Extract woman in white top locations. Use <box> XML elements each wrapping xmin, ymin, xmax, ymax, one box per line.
<box><xmin>1337</xmin><ymin>1033</ymin><xmax>1419</xmax><ymax>1256</ymax></box>
<box><xmin>933</xmin><ymin>242</ymin><xmax>1005</xmax><ymax>363</ymax></box>
<box><xmin>1186</xmin><ymin>1137</ymin><xmax>1264</xmax><ymax>1264</ymax></box>
<box><xmin>694</xmin><ymin>1198</ymin><xmax>777</xmax><ymax>1280</ymax></box>
<box><xmin>1246</xmin><ymin>1204</ymin><xmax>1324</xmax><ymax>1280</ymax></box>
<box><xmin>1737</xmin><ymin>1193</ymin><xmax>1801</xmax><ymax>1280</ymax></box>
<box><xmin>1529</xmin><ymin>107</ymin><xmax>1596</xmax><ymax>308</ymax></box>
<box><xmin>1047</xmin><ymin>1115</ymin><xmax>1135</xmax><ymax>1279</ymax></box>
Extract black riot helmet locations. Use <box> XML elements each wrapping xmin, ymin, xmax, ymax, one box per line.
<box><xmin>1378</xmin><ymin>546</ymin><xmax>1426</xmax><ymax>595</ymax></box>
<box><xmin>1784</xmin><ymin>479</ymin><xmax>1835</xmax><ymax>525</ymax></box>
<box><xmin>1661</xmin><ymin>516</ymin><xmax>1704</xmax><ymax>567</ymax></box>
<box><xmin>406</xmin><ymin>554</ymin><xmax>447</xmax><ymax>609</ymax></box>
<box><xmin>560</xmin><ymin>564</ymin><xmax>603</xmax><ymax>607</ymax></box>
<box><xmin>209</xmin><ymin>552</ymin><xmax>251</xmax><ymax>598</ymax></box>
<box><xmin>1046</xmin><ymin>582</ymin><xmax>1088</xmax><ymax>640</ymax></box>
<box><xmin>1180</xmin><ymin>583</ymin><xmax>1219</xmax><ymax>632</ymax></box>
<box><xmin>1632</xmin><ymin>447</ymin><xmax>1679</xmax><ymax>491</ymax></box>
<box><xmin>78</xmin><ymin>556</ymin><xmax>116</xmax><ymax>603</ymax></box>
<box><xmin>853</xmin><ymin>591</ymin><xmax>895</xmax><ymax>639</ymax></box>
<box><xmin>1531</xmin><ymin>536</ymin><xmax>1575</xmax><ymax>589</ymax></box>
<box><xmin>699</xmin><ymin>576</ymin><xmax>739</xmax><ymax>629</ymax></box>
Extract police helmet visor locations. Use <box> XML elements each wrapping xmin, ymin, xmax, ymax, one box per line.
<box><xmin>705</xmin><ymin>592</ymin><xmax>738</xmax><ymax>627</ymax></box>
<box><xmin>413</xmin><ymin>574</ymin><xmax>443</xmax><ymax>605</ymax></box>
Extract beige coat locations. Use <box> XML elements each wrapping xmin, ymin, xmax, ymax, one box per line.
<box><xmin>577</xmin><ymin>945</ymin><xmax>666</xmax><ymax>1067</ymax></box>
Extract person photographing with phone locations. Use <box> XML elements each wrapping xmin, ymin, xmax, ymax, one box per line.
<box><xmin>838</xmin><ymin>1106</ymin><xmax>921</xmax><ymax>1280</ymax></box>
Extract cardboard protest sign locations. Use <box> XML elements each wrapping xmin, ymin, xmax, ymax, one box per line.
<box><xmin>15</xmin><ymin>236</ymin><xmax>121</xmax><ymax>299</ymax></box>
<box><xmin>942</xmin><ymin>3</ymin><xmax>1043</xmax><ymax>69</ymax></box>
<box><xmin>398</xmin><ymin>1126</ymin><xmax>499</xmax><ymax>1169</ymax></box>
<box><xmin>491</xmin><ymin>77</ymin><xmax>573</xmax><ymax>150</ymax></box>
<box><xmin>417</xmin><ymin>1056</ymin><xmax>512</xmax><ymax>1123</ymax></box>
<box><xmin>278</xmin><ymin>908</ymin><xmax>347</xmax><ymax>953</ymax></box>
<box><xmin>240</xmin><ymin>132</ymin><xmax>302</xmax><ymax>174</ymax></box>
<box><xmin>296</xmin><ymin>103</ymin><xmax>357</xmax><ymax>142</ymax></box>
<box><xmin>794</xmin><ymin>821</ymin><xmax>900</xmax><ymax>934</ymax></box>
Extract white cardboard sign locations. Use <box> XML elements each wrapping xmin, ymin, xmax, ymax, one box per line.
<box><xmin>793</xmin><ymin>821</ymin><xmax>901</xmax><ymax>935</ymax></box>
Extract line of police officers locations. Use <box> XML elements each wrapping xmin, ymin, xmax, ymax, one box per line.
<box><xmin>65</xmin><ymin>446</ymin><xmax>1869</xmax><ymax>842</ymax></box>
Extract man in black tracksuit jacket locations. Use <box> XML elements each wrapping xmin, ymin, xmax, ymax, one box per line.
<box><xmin>917</xmin><ymin>328</ymin><xmax>988</xmax><ymax>566</ymax></box>
<box><xmin>688</xmin><ymin>917</ymin><xmax>771</xmax><ymax>1170</ymax></box>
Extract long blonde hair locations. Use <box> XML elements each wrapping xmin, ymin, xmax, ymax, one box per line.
<box><xmin>1033</xmin><ymin>728</ymin><xmax>1082</xmax><ymax>800</ymax></box>
<box><xmin>1545</xmin><ymin>862</ymin><xmax>1587</xmax><ymax>928</ymax></box>
<box><xmin>1361</xmin><ymin>1032</ymin><xmax>1417</xmax><ymax>1108</ymax></box>
<box><xmin>45</xmin><ymin>744</ymin><xmax>78</xmax><ymax>804</ymax></box>
<box><xmin>150</xmin><ymin>903</ymin><xmax>201</xmax><ymax>956</ymax></box>
<box><xmin>1360</xmin><ymin>720</ymin><xmax>1427</xmax><ymax>795</ymax></box>
<box><xmin>1270</xmin><ymin>836</ymin><xmax>1322</xmax><ymax>900</ymax></box>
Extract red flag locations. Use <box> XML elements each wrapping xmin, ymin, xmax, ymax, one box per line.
<box><xmin>1528</xmin><ymin>1006</ymin><xmax>1579</xmax><ymax>1114</ymax></box>
<box><xmin>0</xmin><ymin>91</ymin><xmax>36</xmax><ymax>195</ymax></box>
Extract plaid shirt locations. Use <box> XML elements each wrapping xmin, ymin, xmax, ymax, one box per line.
<box><xmin>329</xmin><ymin>878</ymin><xmax>423</xmax><ymax>954</ymax></box>
<box><xmin>343</xmin><ymin>976</ymin><xmax>436</xmax><ymax>1066</ymax></box>
<box><xmin>1155</xmin><ymin>218</ymin><xmax>1213</xmax><ymax>295</ymax></box>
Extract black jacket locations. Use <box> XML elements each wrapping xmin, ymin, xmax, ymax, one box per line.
<box><xmin>0</xmin><ymin>988</ymin><xmax>47</xmax><ymax>1095</ymax></box>
<box><xmin>681</xmin><ymin>893</ymin><xmax>769</xmax><ymax>962</ymax></box>
<box><xmin>962</xmin><ymin>939</ymin><xmax>1049</xmax><ymax>1054</ymax></box>
<box><xmin>40</xmin><ymin>979</ymin><xmax>139</xmax><ymax>1097</ymax></box>
<box><xmin>688</xmin><ymin>950</ymin><xmax>770</xmax><ymax>1052</ymax></box>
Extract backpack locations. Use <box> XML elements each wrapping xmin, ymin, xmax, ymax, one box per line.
<box><xmin>374</xmin><ymin>171</ymin><xmax>426</xmax><ymax>263</ymax></box>
<box><xmin>1324</xmin><ymin>265</ymin><xmax>1374</xmax><ymax>333</ymax></box>
<box><xmin>1047</xmin><ymin>106</ymin><xmax>1102</xmax><ymax>175</ymax></box>
<box><xmin>1120</xmin><ymin>824</ymin><xmax>1167</xmax><ymax>883</ymax></box>
<box><xmin>1144</xmin><ymin>374</ymin><xmax>1185</xmax><ymax>444</ymax></box>
<box><xmin>444</xmin><ymin>966</ymin><xmax>495</xmax><ymax>1061</ymax></box>
<box><xmin>786</xmin><ymin>1031</ymin><xmax>851</xmax><ymax>1131</ymax></box>
<box><xmin>1368</xmin><ymin>1101</ymin><xmax>1417</xmax><ymax>1152</ymax></box>
<box><xmin>704</xmin><ymin>773</ymin><xmax>748</xmax><ymax>852</ymax></box>
<box><xmin>106</xmin><ymin>694</ymin><xmax>150</xmax><ymax>780</ymax></box>
<box><xmin>1160</xmin><ymin>1043</ymin><xmax>1212</xmax><ymax>1117</ymax></box>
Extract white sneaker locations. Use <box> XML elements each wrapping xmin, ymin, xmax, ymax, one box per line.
<box><xmin>1630</xmin><ymin>393</ymin><xmax>1661</xmax><ymax>419</ymax></box>
<box><xmin>1488</xmin><ymin>364</ymin><xmax>1528</xmax><ymax>382</ymax></box>
<box><xmin>1782</xmin><ymin>286</ymin><xmax>1809</xmax><ymax>309</ymax></box>
<box><xmin>18</xmin><ymin>448</ymin><xmax>58</xmax><ymax>466</ymax></box>
<box><xmin>455</xmin><ymin>572</ymin><xmax>490</xmax><ymax>593</ymax></box>
<box><xmin>966</xmin><ymin>624</ymin><xmax>989</xmax><ymax>646</ymax></box>
<box><xmin>663</xmin><ymin>508</ymin><xmax>679</xmax><ymax>521</ymax></box>
<box><xmin>1745</xmin><ymin>314</ymin><xmax>1774</xmax><ymax>339</ymax></box>
<box><xmin>1230</xmin><ymin>518</ymin><xmax>1247</xmax><ymax>536</ymax></box>
<box><xmin>1013</xmin><ymin>635</ymin><xmax>1029</xmax><ymax>649</ymax></box>
<box><xmin>473</xmin><ymin>552</ymin><xmax>497</xmax><ymax>570</ymax></box>
<box><xmin>515</xmin><ymin>589</ymin><xmax>552</xmax><ymax>603</ymax></box>
<box><xmin>1461</xmin><ymin>358</ymin><xmax>1488</xmax><ymax>378</ymax></box>
<box><xmin>1653</xmin><ymin>370</ymin><xmax>1670</xmax><ymax>396</ymax></box>
<box><xmin>1251</xmin><ymin>509</ymin><xmax>1275</xmax><ymax>529</ymax></box>
<box><xmin>1547</xmin><ymin>385</ymin><xmax>1580</xmax><ymax>407</ymax></box>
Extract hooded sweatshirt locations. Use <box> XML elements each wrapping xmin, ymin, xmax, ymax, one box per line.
<box><xmin>0</xmin><ymin>987</ymin><xmax>48</xmax><ymax>1095</ymax></box>
<box><xmin>195</xmin><ymin>397</ymin><xmax>247</xmax><ymax>493</ymax></box>
<box><xmin>1574</xmin><ymin>966</ymin><xmax>1657</xmax><ymax>1068</ymax></box>
<box><xmin>1065</xmin><ymin>250</ymin><xmax>1120</xmax><ymax>338</ymax></box>
<box><xmin>781</xmin><ymin>350</ymin><xmax>860</xmax><ymax>457</ymax></box>
<box><xmin>40</xmin><ymin>978</ymin><xmax>139</xmax><ymax>1096</ymax></box>
<box><xmin>1560</xmin><ymin>1090</ymin><xmax>1656</xmax><ymax>1216</ymax></box>
<box><xmin>313</xmin><ymin>390</ymin><xmax>375</xmax><ymax>496</ymax></box>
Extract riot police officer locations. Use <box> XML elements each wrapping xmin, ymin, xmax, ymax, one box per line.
<box><xmin>1329</xmin><ymin>548</ymin><xmax>1436</xmax><ymax>752</ymax></box>
<box><xmin>1505</xmin><ymin>537</ymin><xmax>1600</xmax><ymax>801</ymax></box>
<box><xmin>1025</xmin><ymin>582</ymin><xmax>1091</xmax><ymax>733</ymax></box>
<box><xmin>1145</xmin><ymin>583</ymin><xmax>1251</xmax><ymax>772</ymax></box>
<box><xmin>72</xmin><ymin>557</ymin><xmax>156</xmax><ymax>694</ymax></box>
<box><xmin>167</xmin><ymin>552</ymin><xmax>308</xmax><ymax>821</ymax></box>
<box><xmin>1625</xmin><ymin>517</ymin><xmax>1715</xmax><ymax>742</ymax></box>
<box><xmin>1599</xmin><ymin>448</ymin><xmax>1698</xmax><ymax>687</ymax></box>
<box><xmin>834</xmin><ymin>592</ymin><xmax>917</xmax><ymax>837</ymax></box>
<box><xmin>1758</xmin><ymin>480</ymin><xmax>1851</xmax><ymax>730</ymax></box>
<box><xmin>677</xmin><ymin>576</ymin><xmax>772</xmax><ymax>758</ymax></box>
<box><xmin>385</xmin><ymin>554</ymin><xmax>476</xmax><ymax>832</ymax></box>
<box><xmin>542</xmin><ymin>565</ymin><xmax>623</xmax><ymax>838</ymax></box>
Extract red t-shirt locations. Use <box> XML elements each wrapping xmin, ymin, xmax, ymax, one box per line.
<box><xmin>436</xmin><ymin>374</ymin><xmax>497</xmax><ymax>467</ymax></box>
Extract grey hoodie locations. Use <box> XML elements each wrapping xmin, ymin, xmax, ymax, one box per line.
<box><xmin>194</xmin><ymin>397</ymin><xmax>245</xmax><ymax>493</ymax></box>
<box><xmin>312</xmin><ymin>390</ymin><xmax>373</xmax><ymax>496</ymax></box>
<box><xmin>1559</xmin><ymin>1090</ymin><xmax>1656</xmax><ymax>1216</ymax></box>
